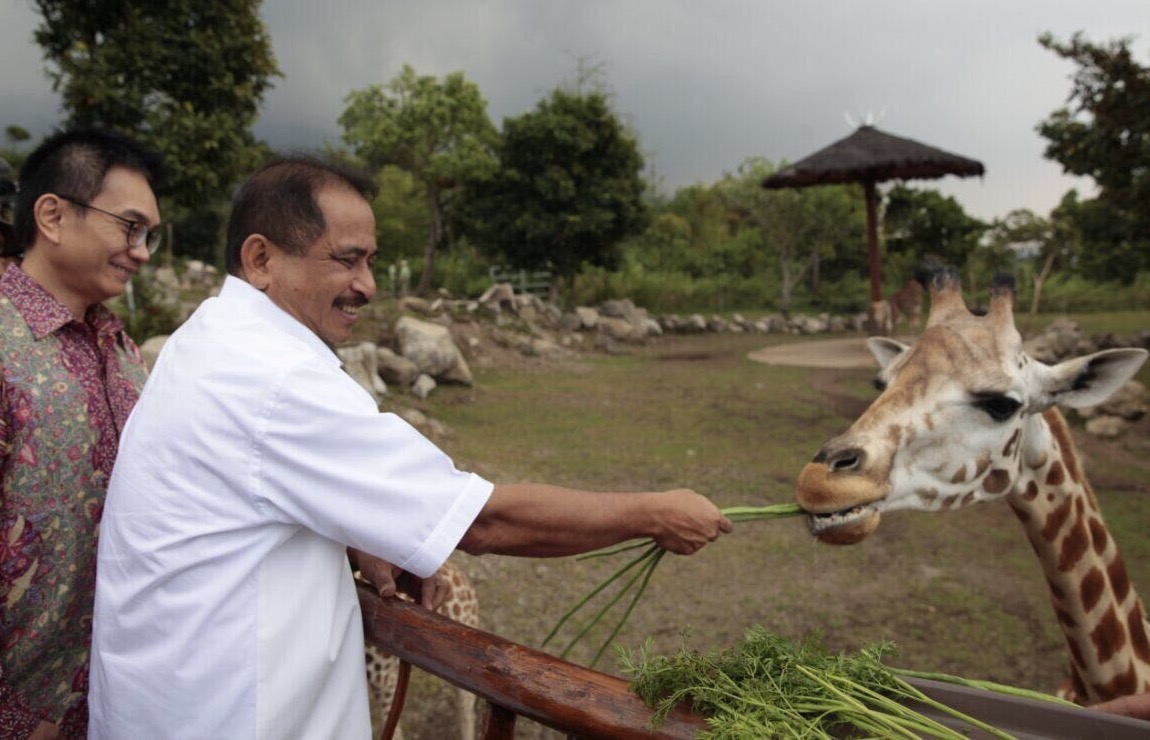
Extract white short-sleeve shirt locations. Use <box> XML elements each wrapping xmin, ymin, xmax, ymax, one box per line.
<box><xmin>89</xmin><ymin>277</ymin><xmax>493</xmax><ymax>739</ymax></box>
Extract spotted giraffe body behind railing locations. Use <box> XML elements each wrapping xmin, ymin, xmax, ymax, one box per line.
<box><xmin>794</xmin><ymin>267</ymin><xmax>1150</xmax><ymax>706</ymax></box>
<box><xmin>361</xmin><ymin>559</ymin><xmax>479</xmax><ymax>740</ymax></box>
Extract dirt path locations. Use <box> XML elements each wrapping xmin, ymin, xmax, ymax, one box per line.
<box><xmin>747</xmin><ymin>336</ymin><xmax>882</xmax><ymax>369</ymax></box>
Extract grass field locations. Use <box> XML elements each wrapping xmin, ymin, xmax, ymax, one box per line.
<box><xmin>380</xmin><ymin>318</ymin><xmax>1150</xmax><ymax>739</ymax></box>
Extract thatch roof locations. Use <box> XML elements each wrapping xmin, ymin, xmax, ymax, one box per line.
<box><xmin>762</xmin><ymin>125</ymin><xmax>985</xmax><ymax>189</ymax></box>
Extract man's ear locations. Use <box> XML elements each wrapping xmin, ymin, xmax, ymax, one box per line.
<box><xmin>33</xmin><ymin>194</ymin><xmax>67</xmax><ymax>245</ymax></box>
<box><xmin>240</xmin><ymin>235</ymin><xmax>275</xmax><ymax>291</ymax></box>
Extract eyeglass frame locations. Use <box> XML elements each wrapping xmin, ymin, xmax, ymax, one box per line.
<box><xmin>56</xmin><ymin>193</ymin><xmax>163</xmax><ymax>255</ymax></box>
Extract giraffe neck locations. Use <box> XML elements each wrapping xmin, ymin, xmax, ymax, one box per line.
<box><xmin>1005</xmin><ymin>407</ymin><xmax>1150</xmax><ymax>703</ymax></box>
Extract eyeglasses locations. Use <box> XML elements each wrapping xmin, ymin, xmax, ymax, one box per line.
<box><xmin>57</xmin><ymin>194</ymin><xmax>163</xmax><ymax>254</ymax></box>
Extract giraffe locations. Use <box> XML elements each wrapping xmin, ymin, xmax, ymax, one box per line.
<box><xmin>360</xmin><ymin>559</ymin><xmax>480</xmax><ymax>740</ymax></box>
<box><xmin>888</xmin><ymin>278</ymin><xmax>924</xmax><ymax>333</ymax></box>
<box><xmin>794</xmin><ymin>266</ymin><xmax>1150</xmax><ymax>706</ymax></box>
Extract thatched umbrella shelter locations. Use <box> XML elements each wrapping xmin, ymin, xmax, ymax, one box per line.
<box><xmin>762</xmin><ymin>125</ymin><xmax>984</xmax><ymax>330</ymax></box>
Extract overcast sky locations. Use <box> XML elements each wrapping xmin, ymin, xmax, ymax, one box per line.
<box><xmin>2</xmin><ymin>1</ymin><xmax>1147</xmax><ymax>222</ymax></box>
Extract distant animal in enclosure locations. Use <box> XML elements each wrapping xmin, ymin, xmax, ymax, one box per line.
<box><xmin>361</xmin><ymin>560</ymin><xmax>479</xmax><ymax>740</ymax></box>
<box><xmin>888</xmin><ymin>278</ymin><xmax>924</xmax><ymax>333</ymax></box>
<box><xmin>794</xmin><ymin>265</ymin><xmax>1150</xmax><ymax>706</ymax></box>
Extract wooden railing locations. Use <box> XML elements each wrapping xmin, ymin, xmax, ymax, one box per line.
<box><xmin>358</xmin><ymin>584</ymin><xmax>1150</xmax><ymax>740</ymax></box>
<box><xmin>357</xmin><ymin>585</ymin><xmax>706</xmax><ymax>739</ymax></box>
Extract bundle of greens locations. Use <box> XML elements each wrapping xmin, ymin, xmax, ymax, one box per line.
<box><xmin>619</xmin><ymin>627</ymin><xmax>1030</xmax><ymax>739</ymax></box>
<box><xmin>543</xmin><ymin>503</ymin><xmax>806</xmax><ymax>666</ymax></box>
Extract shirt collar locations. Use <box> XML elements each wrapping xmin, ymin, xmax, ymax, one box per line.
<box><xmin>0</xmin><ymin>262</ymin><xmax>127</xmax><ymax>340</ymax></box>
<box><xmin>218</xmin><ymin>275</ymin><xmax>342</xmax><ymax>367</ymax></box>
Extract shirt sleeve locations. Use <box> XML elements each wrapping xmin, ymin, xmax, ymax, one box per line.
<box><xmin>249</xmin><ymin>358</ymin><xmax>492</xmax><ymax>578</ymax></box>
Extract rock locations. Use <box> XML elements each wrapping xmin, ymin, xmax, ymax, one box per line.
<box><xmin>597</xmin><ymin>316</ymin><xmax>641</xmax><ymax>342</ymax></box>
<box><xmin>1023</xmin><ymin>318</ymin><xmax>1097</xmax><ymax>363</ymax></box>
<box><xmin>335</xmin><ymin>341</ymin><xmax>389</xmax><ymax>402</ymax></box>
<box><xmin>1080</xmin><ymin>380</ymin><xmax>1148</xmax><ymax>421</ymax></box>
<box><xmin>376</xmin><ymin>346</ymin><xmax>420</xmax><ymax>387</ymax></box>
<box><xmin>139</xmin><ymin>335</ymin><xmax>169</xmax><ymax>371</ymax></box>
<box><xmin>574</xmin><ymin>306</ymin><xmax>600</xmax><ymax>330</ymax></box>
<box><xmin>396</xmin><ymin>316</ymin><xmax>473</xmax><ymax>385</ymax></box>
<box><xmin>1085</xmin><ymin>415</ymin><xmax>1128</xmax><ymax>438</ymax></box>
<box><xmin>411</xmin><ymin>373</ymin><xmax>437</xmax><ymax>400</ymax></box>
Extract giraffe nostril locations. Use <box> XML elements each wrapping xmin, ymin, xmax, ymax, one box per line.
<box><xmin>825</xmin><ymin>448</ymin><xmax>865</xmax><ymax>473</ymax></box>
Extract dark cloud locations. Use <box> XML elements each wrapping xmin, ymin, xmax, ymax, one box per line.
<box><xmin>3</xmin><ymin>1</ymin><xmax>1146</xmax><ymax>220</ymax></box>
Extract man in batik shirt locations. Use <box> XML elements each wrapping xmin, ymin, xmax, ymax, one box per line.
<box><xmin>0</xmin><ymin>129</ymin><xmax>165</xmax><ymax>739</ymax></box>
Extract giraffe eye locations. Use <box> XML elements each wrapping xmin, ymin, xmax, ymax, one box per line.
<box><xmin>972</xmin><ymin>395</ymin><xmax>1022</xmax><ymax>422</ymax></box>
<box><xmin>872</xmin><ymin>377</ymin><xmax>887</xmax><ymax>392</ymax></box>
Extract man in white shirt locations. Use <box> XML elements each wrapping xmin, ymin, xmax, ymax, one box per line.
<box><xmin>88</xmin><ymin>156</ymin><xmax>732</xmax><ymax>739</ymax></box>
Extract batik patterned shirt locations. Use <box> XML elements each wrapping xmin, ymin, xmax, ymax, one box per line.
<box><xmin>0</xmin><ymin>264</ymin><xmax>147</xmax><ymax>738</ymax></box>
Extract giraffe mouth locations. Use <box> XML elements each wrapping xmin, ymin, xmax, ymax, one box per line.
<box><xmin>806</xmin><ymin>504</ymin><xmax>879</xmax><ymax>537</ymax></box>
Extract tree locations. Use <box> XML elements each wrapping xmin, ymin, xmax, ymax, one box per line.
<box><xmin>1037</xmin><ymin>32</ymin><xmax>1150</xmax><ymax>282</ymax></box>
<box><xmin>883</xmin><ymin>185</ymin><xmax>987</xmax><ymax>296</ymax></box>
<box><xmin>32</xmin><ymin>0</ymin><xmax>280</xmax><ymax>227</ymax></box>
<box><xmin>462</xmin><ymin>86</ymin><xmax>648</xmax><ymax>306</ymax></box>
<box><xmin>984</xmin><ymin>209</ymin><xmax>1060</xmax><ymax>314</ymax></box>
<box><xmin>713</xmin><ymin>157</ymin><xmax>863</xmax><ymax>316</ymax></box>
<box><xmin>340</xmin><ymin>65</ymin><xmax>498</xmax><ymax>295</ymax></box>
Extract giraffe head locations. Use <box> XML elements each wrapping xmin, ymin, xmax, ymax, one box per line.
<box><xmin>796</xmin><ymin>267</ymin><xmax>1147</xmax><ymax>545</ymax></box>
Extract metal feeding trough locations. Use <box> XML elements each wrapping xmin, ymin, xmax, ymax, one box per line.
<box><xmin>907</xmin><ymin>676</ymin><xmax>1150</xmax><ymax>739</ymax></box>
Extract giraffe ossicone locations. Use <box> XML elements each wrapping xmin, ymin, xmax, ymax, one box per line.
<box><xmin>795</xmin><ymin>266</ymin><xmax>1150</xmax><ymax>705</ymax></box>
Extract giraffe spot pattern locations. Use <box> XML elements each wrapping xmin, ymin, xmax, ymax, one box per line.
<box><xmin>1046</xmin><ymin>460</ymin><xmax>1066</xmax><ymax>487</ymax></box>
<box><xmin>1088</xmin><ymin>518</ymin><xmax>1109</xmax><ymax>556</ymax></box>
<box><xmin>1098</xmin><ymin>662</ymin><xmax>1140</xmax><ymax>701</ymax></box>
<box><xmin>1041</xmin><ymin>498</ymin><xmax>1072</xmax><ymax>542</ymax></box>
<box><xmin>1066</xmin><ymin>626</ymin><xmax>1086</xmax><ymax>664</ymax></box>
<box><xmin>1058</xmin><ymin>519</ymin><xmax>1090</xmax><ymax>572</ymax></box>
<box><xmin>1109</xmin><ymin>557</ymin><xmax>1132</xmax><ymax>603</ymax></box>
<box><xmin>1080</xmin><ymin>568</ymin><xmax>1106</xmax><ymax>613</ymax></box>
<box><xmin>1129</xmin><ymin>602</ymin><xmax>1150</xmax><ymax>663</ymax></box>
<box><xmin>972</xmin><ymin>454</ymin><xmax>992</xmax><ymax>480</ymax></box>
<box><xmin>982</xmin><ymin>469</ymin><xmax>1010</xmax><ymax>494</ymax></box>
<box><xmin>1002</xmin><ymin>429</ymin><xmax>1020</xmax><ymax>458</ymax></box>
<box><xmin>949</xmin><ymin>466</ymin><xmax>967</xmax><ymax>485</ymax></box>
<box><xmin>1090</xmin><ymin>607</ymin><xmax>1126</xmax><ymax>664</ymax></box>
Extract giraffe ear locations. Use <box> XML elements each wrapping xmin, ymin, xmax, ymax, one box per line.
<box><xmin>1039</xmin><ymin>348</ymin><xmax>1148</xmax><ymax>409</ymax></box>
<box><xmin>867</xmin><ymin>337</ymin><xmax>910</xmax><ymax>370</ymax></box>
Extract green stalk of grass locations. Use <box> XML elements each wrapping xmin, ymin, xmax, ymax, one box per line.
<box><xmin>543</xmin><ymin>503</ymin><xmax>805</xmax><ymax>665</ymax></box>
<box><xmin>892</xmin><ymin>667</ymin><xmax>1078</xmax><ymax>707</ymax></box>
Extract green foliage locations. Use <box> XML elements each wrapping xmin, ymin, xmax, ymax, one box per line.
<box><xmin>114</xmin><ymin>272</ymin><xmax>180</xmax><ymax>341</ymax></box>
<box><xmin>170</xmin><ymin>205</ymin><xmax>225</xmax><ymax>266</ymax></box>
<box><xmin>340</xmin><ymin>65</ymin><xmax>498</xmax><ymax>294</ymax></box>
<box><xmin>883</xmin><ymin>184</ymin><xmax>987</xmax><ymax>283</ymax></box>
<box><xmin>572</xmin><ymin>265</ymin><xmax>782</xmax><ymax>315</ymax></box>
<box><xmin>715</xmin><ymin>158</ymin><xmax>866</xmax><ymax>315</ymax></box>
<box><xmin>1026</xmin><ymin>271</ymin><xmax>1150</xmax><ymax>313</ymax></box>
<box><xmin>32</xmin><ymin>0</ymin><xmax>280</xmax><ymax>218</ymax></box>
<box><xmin>461</xmin><ymin>85</ymin><xmax>648</xmax><ymax>302</ymax></box>
<box><xmin>431</xmin><ymin>240</ymin><xmax>496</xmax><ymax>298</ymax></box>
<box><xmin>1037</xmin><ymin>32</ymin><xmax>1150</xmax><ymax>282</ymax></box>
<box><xmin>621</xmin><ymin>628</ymin><xmax>1015</xmax><ymax>738</ymax></box>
